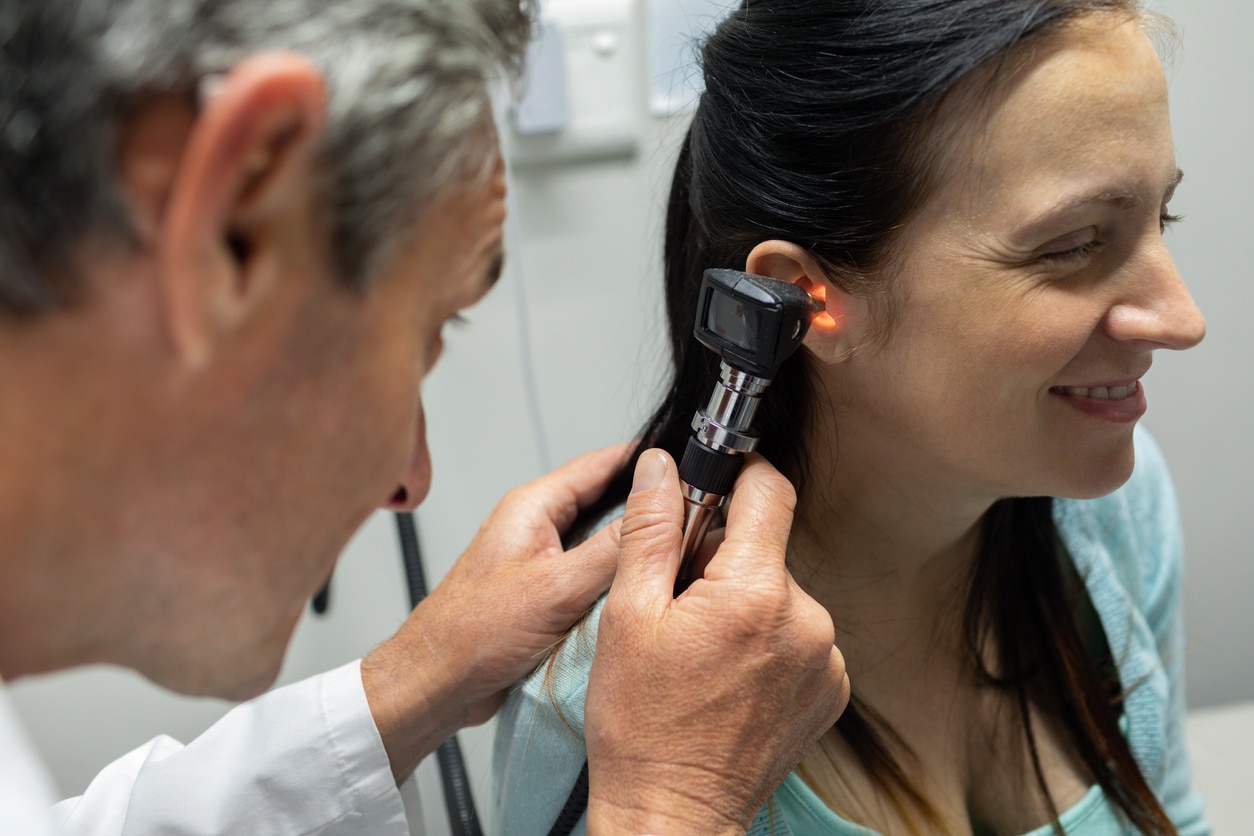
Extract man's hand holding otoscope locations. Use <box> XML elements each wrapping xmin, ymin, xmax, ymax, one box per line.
<box><xmin>582</xmin><ymin>270</ymin><xmax>849</xmax><ymax>834</ymax></box>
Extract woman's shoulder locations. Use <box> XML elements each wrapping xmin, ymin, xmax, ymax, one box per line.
<box><xmin>509</xmin><ymin>596</ymin><xmax>606</xmax><ymax>732</ymax></box>
<box><xmin>492</xmin><ymin>576</ymin><xmax>611</xmax><ymax>832</ymax></box>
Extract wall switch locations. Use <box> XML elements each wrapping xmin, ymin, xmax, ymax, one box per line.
<box><xmin>509</xmin><ymin>0</ymin><xmax>639</xmax><ymax>166</ymax></box>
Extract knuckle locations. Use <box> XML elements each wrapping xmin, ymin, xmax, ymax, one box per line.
<box><xmin>739</xmin><ymin>462</ymin><xmax>797</xmax><ymax>513</ymax></box>
<box><xmin>803</xmin><ymin>599</ymin><xmax>837</xmax><ymax>646</ymax></box>
<box><xmin>829</xmin><ymin>642</ymin><xmax>847</xmax><ymax>675</ymax></box>
<box><xmin>619</xmin><ymin>503</ymin><xmax>680</xmax><ymax>547</ymax></box>
<box><xmin>499</xmin><ymin>484</ymin><xmax>529</xmax><ymax>512</ymax></box>
<box><xmin>599</xmin><ymin>587</ymin><xmax>646</xmax><ymax>642</ymax></box>
<box><xmin>762</xmin><ymin>468</ymin><xmax>798</xmax><ymax>510</ymax></box>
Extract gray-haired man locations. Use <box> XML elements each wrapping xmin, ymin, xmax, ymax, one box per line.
<box><xmin>0</xmin><ymin>1</ymin><xmax>848</xmax><ymax>833</ymax></box>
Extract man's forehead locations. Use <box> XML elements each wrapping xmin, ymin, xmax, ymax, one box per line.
<box><xmin>405</xmin><ymin>170</ymin><xmax>507</xmax><ymax>306</ymax></box>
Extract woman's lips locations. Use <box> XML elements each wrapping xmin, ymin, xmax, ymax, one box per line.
<box><xmin>1050</xmin><ymin>379</ymin><xmax>1147</xmax><ymax>422</ymax></box>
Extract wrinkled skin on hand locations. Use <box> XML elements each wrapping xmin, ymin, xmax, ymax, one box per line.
<box><xmin>362</xmin><ymin>444</ymin><xmax>628</xmax><ymax>782</ymax></box>
<box><xmin>585</xmin><ymin>450</ymin><xmax>851</xmax><ymax>835</ymax></box>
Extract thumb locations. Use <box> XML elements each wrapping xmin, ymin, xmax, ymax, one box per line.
<box><xmin>612</xmin><ymin>449</ymin><xmax>685</xmax><ymax>609</ymax></box>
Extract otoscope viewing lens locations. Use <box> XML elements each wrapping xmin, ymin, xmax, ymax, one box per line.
<box><xmin>706</xmin><ymin>290</ymin><xmax>759</xmax><ymax>352</ymax></box>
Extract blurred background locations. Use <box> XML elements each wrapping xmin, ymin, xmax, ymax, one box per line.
<box><xmin>9</xmin><ymin>0</ymin><xmax>1251</xmax><ymax>832</ymax></box>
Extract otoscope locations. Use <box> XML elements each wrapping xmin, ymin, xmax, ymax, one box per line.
<box><xmin>543</xmin><ymin>268</ymin><xmax>824</xmax><ymax>836</ymax></box>
<box><xmin>676</xmin><ymin>268</ymin><xmax>824</xmax><ymax>582</ymax></box>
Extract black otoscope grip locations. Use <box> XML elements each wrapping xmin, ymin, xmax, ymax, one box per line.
<box><xmin>679</xmin><ymin>435</ymin><xmax>744</xmax><ymax>496</ymax></box>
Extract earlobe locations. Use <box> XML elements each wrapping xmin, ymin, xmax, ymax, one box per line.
<box><xmin>157</xmin><ymin>51</ymin><xmax>328</xmax><ymax>368</ymax></box>
<box><xmin>744</xmin><ymin>240</ymin><xmax>859</xmax><ymax>365</ymax></box>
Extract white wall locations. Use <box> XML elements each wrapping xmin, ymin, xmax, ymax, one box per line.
<box><xmin>9</xmin><ymin>0</ymin><xmax>1252</xmax><ymax>833</ymax></box>
<box><xmin>1136</xmin><ymin>0</ymin><xmax>1254</xmax><ymax>710</ymax></box>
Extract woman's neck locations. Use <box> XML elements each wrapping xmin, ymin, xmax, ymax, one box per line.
<box><xmin>785</xmin><ymin>422</ymin><xmax>997</xmax><ymax>677</ymax></box>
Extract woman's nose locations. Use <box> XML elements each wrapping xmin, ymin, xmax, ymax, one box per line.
<box><xmin>1104</xmin><ymin>240</ymin><xmax>1206</xmax><ymax>351</ymax></box>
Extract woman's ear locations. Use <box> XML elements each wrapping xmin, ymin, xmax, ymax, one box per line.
<box><xmin>744</xmin><ymin>240</ymin><xmax>864</xmax><ymax>365</ymax></box>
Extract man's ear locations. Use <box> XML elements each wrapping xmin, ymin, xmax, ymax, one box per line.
<box><xmin>744</xmin><ymin>241</ymin><xmax>864</xmax><ymax>365</ymax></box>
<box><xmin>151</xmin><ymin>51</ymin><xmax>328</xmax><ymax>368</ymax></box>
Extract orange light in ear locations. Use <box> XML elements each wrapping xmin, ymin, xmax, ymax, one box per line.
<box><xmin>804</xmin><ymin>283</ymin><xmax>840</xmax><ymax>331</ymax></box>
<box><xmin>813</xmin><ymin>310</ymin><xmax>840</xmax><ymax>330</ymax></box>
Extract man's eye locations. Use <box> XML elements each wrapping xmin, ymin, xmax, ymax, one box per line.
<box><xmin>440</xmin><ymin>314</ymin><xmax>470</xmax><ymax>336</ymax></box>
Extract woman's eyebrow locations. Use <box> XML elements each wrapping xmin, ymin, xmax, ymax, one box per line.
<box><xmin>1065</xmin><ymin>168</ymin><xmax>1185</xmax><ymax>212</ymax></box>
<box><xmin>1051</xmin><ymin>189</ymin><xmax>1142</xmax><ymax>216</ymax></box>
<box><xmin>1011</xmin><ymin>168</ymin><xmax>1184</xmax><ymax>240</ymax></box>
<box><xmin>1164</xmin><ymin>168</ymin><xmax>1184</xmax><ymax>202</ymax></box>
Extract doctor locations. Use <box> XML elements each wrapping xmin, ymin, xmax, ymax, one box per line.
<box><xmin>0</xmin><ymin>0</ymin><xmax>849</xmax><ymax>833</ymax></box>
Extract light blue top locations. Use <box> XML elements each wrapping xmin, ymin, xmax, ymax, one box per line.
<box><xmin>493</xmin><ymin>427</ymin><xmax>1210</xmax><ymax>835</ymax></box>
<box><xmin>770</xmin><ymin>746</ymin><xmax>1125</xmax><ymax>835</ymax></box>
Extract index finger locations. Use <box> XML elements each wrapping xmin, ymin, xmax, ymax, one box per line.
<box><xmin>712</xmin><ymin>453</ymin><xmax>798</xmax><ymax>576</ymax></box>
<box><xmin>527</xmin><ymin>442</ymin><xmax>634</xmax><ymax>531</ymax></box>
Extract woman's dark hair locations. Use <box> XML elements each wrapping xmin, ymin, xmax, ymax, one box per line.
<box><xmin>571</xmin><ymin>0</ymin><xmax>1176</xmax><ymax>832</ymax></box>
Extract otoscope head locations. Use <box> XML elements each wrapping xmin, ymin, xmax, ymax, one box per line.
<box><xmin>694</xmin><ymin>268</ymin><xmax>823</xmax><ymax>380</ymax></box>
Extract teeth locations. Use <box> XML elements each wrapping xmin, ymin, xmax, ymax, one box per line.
<box><xmin>1056</xmin><ymin>382</ymin><xmax>1139</xmax><ymax>400</ymax></box>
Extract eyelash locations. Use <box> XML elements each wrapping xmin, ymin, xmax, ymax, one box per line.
<box><xmin>1039</xmin><ymin>239</ymin><xmax>1103</xmax><ymax>265</ymax></box>
<box><xmin>1039</xmin><ymin>210</ymin><xmax>1182</xmax><ymax>265</ymax></box>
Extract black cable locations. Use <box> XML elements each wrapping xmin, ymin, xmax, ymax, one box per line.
<box><xmin>548</xmin><ymin>759</ymin><xmax>590</xmax><ymax>836</ymax></box>
<box><xmin>436</xmin><ymin>735</ymin><xmax>483</xmax><ymax>836</ymax></box>
<box><xmin>394</xmin><ymin>511</ymin><xmax>484</xmax><ymax>836</ymax></box>
<box><xmin>396</xmin><ymin>510</ymin><xmax>431</xmax><ymax>601</ymax></box>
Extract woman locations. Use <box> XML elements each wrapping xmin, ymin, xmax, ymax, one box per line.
<box><xmin>494</xmin><ymin>0</ymin><xmax>1209</xmax><ymax>832</ymax></box>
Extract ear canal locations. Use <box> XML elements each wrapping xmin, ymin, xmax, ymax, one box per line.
<box><xmin>797</xmin><ymin>277</ymin><xmax>840</xmax><ymax>332</ymax></box>
<box><xmin>812</xmin><ymin>300</ymin><xmax>841</xmax><ymax>332</ymax></box>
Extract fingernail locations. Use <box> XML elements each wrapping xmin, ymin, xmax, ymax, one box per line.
<box><xmin>630</xmin><ymin>450</ymin><xmax>666</xmax><ymax>495</ymax></box>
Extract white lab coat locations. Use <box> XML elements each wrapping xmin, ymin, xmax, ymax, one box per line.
<box><xmin>2</xmin><ymin>661</ymin><xmax>418</xmax><ymax>835</ymax></box>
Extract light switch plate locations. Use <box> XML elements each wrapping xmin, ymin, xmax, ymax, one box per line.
<box><xmin>509</xmin><ymin>0</ymin><xmax>639</xmax><ymax>167</ymax></box>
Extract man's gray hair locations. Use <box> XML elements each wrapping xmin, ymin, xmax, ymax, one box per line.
<box><xmin>0</xmin><ymin>0</ymin><xmax>530</xmax><ymax>314</ymax></box>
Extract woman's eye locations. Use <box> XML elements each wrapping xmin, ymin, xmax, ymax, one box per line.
<box><xmin>1160</xmin><ymin>210</ymin><xmax>1182</xmax><ymax>233</ymax></box>
<box><xmin>1039</xmin><ymin>240</ymin><xmax>1102</xmax><ymax>264</ymax></box>
<box><xmin>1038</xmin><ymin>234</ymin><xmax>1102</xmax><ymax>266</ymax></box>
